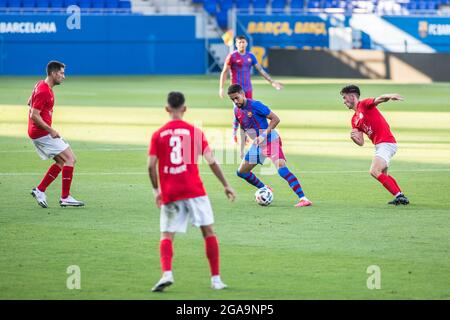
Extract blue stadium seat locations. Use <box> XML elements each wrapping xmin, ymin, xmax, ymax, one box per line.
<box><xmin>91</xmin><ymin>0</ymin><xmax>105</xmax><ymax>8</ymax></box>
<box><xmin>50</xmin><ymin>0</ymin><xmax>64</xmax><ymax>8</ymax></box>
<box><xmin>427</xmin><ymin>1</ymin><xmax>438</xmax><ymax>10</ymax></box>
<box><xmin>290</xmin><ymin>0</ymin><xmax>304</xmax><ymax>10</ymax></box>
<box><xmin>219</xmin><ymin>0</ymin><xmax>233</xmax><ymax>11</ymax></box>
<box><xmin>0</xmin><ymin>0</ymin><xmax>6</xmax><ymax>6</ymax></box>
<box><xmin>204</xmin><ymin>0</ymin><xmax>217</xmax><ymax>15</ymax></box>
<box><xmin>216</xmin><ymin>9</ymin><xmax>228</xmax><ymax>28</ymax></box>
<box><xmin>253</xmin><ymin>0</ymin><xmax>267</xmax><ymax>11</ymax></box>
<box><xmin>326</xmin><ymin>0</ymin><xmax>340</xmax><ymax>8</ymax></box>
<box><xmin>6</xmin><ymin>0</ymin><xmax>21</xmax><ymax>13</ymax></box>
<box><xmin>22</xmin><ymin>0</ymin><xmax>36</xmax><ymax>8</ymax></box>
<box><xmin>307</xmin><ymin>0</ymin><xmax>320</xmax><ymax>9</ymax></box>
<box><xmin>7</xmin><ymin>0</ymin><xmax>22</xmax><ymax>8</ymax></box>
<box><xmin>271</xmin><ymin>0</ymin><xmax>286</xmax><ymax>10</ymax></box>
<box><xmin>118</xmin><ymin>0</ymin><xmax>131</xmax><ymax>12</ymax></box>
<box><xmin>90</xmin><ymin>0</ymin><xmax>105</xmax><ymax>13</ymax></box>
<box><xmin>418</xmin><ymin>1</ymin><xmax>427</xmax><ymax>10</ymax></box>
<box><xmin>78</xmin><ymin>0</ymin><xmax>92</xmax><ymax>12</ymax></box>
<box><xmin>105</xmin><ymin>0</ymin><xmax>118</xmax><ymax>7</ymax></box>
<box><xmin>37</xmin><ymin>0</ymin><xmax>50</xmax><ymax>7</ymax></box>
<box><xmin>64</xmin><ymin>0</ymin><xmax>78</xmax><ymax>7</ymax></box>
<box><xmin>192</xmin><ymin>0</ymin><xmax>204</xmax><ymax>3</ymax></box>
<box><xmin>407</xmin><ymin>0</ymin><xmax>417</xmax><ymax>10</ymax></box>
<box><xmin>235</xmin><ymin>0</ymin><xmax>250</xmax><ymax>10</ymax></box>
<box><xmin>104</xmin><ymin>0</ymin><xmax>118</xmax><ymax>13</ymax></box>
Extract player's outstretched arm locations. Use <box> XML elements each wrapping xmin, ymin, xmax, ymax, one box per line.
<box><xmin>350</xmin><ymin>129</ymin><xmax>364</xmax><ymax>146</ymax></box>
<box><xmin>203</xmin><ymin>150</ymin><xmax>236</xmax><ymax>201</ymax></box>
<box><xmin>254</xmin><ymin>64</ymin><xmax>283</xmax><ymax>90</ymax></box>
<box><xmin>147</xmin><ymin>156</ymin><xmax>161</xmax><ymax>208</ymax></box>
<box><xmin>374</xmin><ymin>94</ymin><xmax>404</xmax><ymax>105</ymax></box>
<box><xmin>219</xmin><ymin>59</ymin><xmax>231</xmax><ymax>98</ymax></box>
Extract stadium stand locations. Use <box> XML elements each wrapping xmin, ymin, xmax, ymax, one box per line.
<box><xmin>0</xmin><ymin>0</ymin><xmax>133</xmax><ymax>13</ymax></box>
<box><xmin>236</xmin><ymin>0</ymin><xmax>251</xmax><ymax>10</ymax></box>
<box><xmin>188</xmin><ymin>0</ymin><xmax>449</xmax><ymax>29</ymax></box>
<box><xmin>271</xmin><ymin>0</ymin><xmax>286</xmax><ymax>12</ymax></box>
<box><xmin>253</xmin><ymin>0</ymin><xmax>268</xmax><ymax>12</ymax></box>
<box><xmin>204</xmin><ymin>0</ymin><xmax>218</xmax><ymax>15</ymax></box>
<box><xmin>0</xmin><ymin>1</ymin><xmax>448</xmax><ymax>22</ymax></box>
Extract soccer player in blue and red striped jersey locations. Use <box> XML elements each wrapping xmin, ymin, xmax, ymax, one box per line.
<box><xmin>227</xmin><ymin>84</ymin><xmax>312</xmax><ymax>207</ymax></box>
<box><xmin>219</xmin><ymin>35</ymin><xmax>283</xmax><ymax>143</ymax></box>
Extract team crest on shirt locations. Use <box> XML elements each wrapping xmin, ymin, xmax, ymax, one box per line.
<box><xmin>247</xmin><ymin>58</ymin><xmax>252</xmax><ymax>63</ymax></box>
<box><xmin>247</xmin><ymin>111</ymin><xmax>253</xmax><ymax>117</ymax></box>
<box><xmin>359</xmin><ymin>113</ymin><xmax>364</xmax><ymax>119</ymax></box>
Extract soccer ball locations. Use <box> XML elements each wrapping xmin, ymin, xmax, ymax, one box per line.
<box><xmin>255</xmin><ymin>187</ymin><xmax>273</xmax><ymax>206</ymax></box>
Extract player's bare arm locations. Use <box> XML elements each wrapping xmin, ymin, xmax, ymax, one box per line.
<box><xmin>255</xmin><ymin>111</ymin><xmax>280</xmax><ymax>145</ymax></box>
<box><xmin>147</xmin><ymin>155</ymin><xmax>161</xmax><ymax>208</ymax></box>
<box><xmin>374</xmin><ymin>94</ymin><xmax>404</xmax><ymax>105</ymax></box>
<box><xmin>203</xmin><ymin>150</ymin><xmax>236</xmax><ymax>201</ymax></box>
<box><xmin>219</xmin><ymin>59</ymin><xmax>231</xmax><ymax>98</ymax></box>
<box><xmin>350</xmin><ymin>129</ymin><xmax>364</xmax><ymax>146</ymax></box>
<box><xmin>30</xmin><ymin>108</ymin><xmax>60</xmax><ymax>138</ymax></box>
<box><xmin>254</xmin><ymin>64</ymin><xmax>283</xmax><ymax>90</ymax></box>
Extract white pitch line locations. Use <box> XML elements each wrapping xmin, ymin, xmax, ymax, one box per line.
<box><xmin>1</xmin><ymin>168</ymin><xmax>449</xmax><ymax>176</ymax></box>
<box><xmin>0</xmin><ymin>148</ymin><xmax>147</xmax><ymax>153</ymax></box>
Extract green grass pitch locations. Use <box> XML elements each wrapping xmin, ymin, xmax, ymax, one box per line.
<box><xmin>0</xmin><ymin>76</ymin><xmax>449</xmax><ymax>299</ymax></box>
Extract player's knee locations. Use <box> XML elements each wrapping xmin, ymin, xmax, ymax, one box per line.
<box><xmin>369</xmin><ymin>168</ymin><xmax>380</xmax><ymax>178</ymax></box>
<box><xmin>201</xmin><ymin>226</ymin><xmax>215</xmax><ymax>238</ymax></box>
<box><xmin>236</xmin><ymin>170</ymin><xmax>247</xmax><ymax>178</ymax></box>
<box><xmin>65</xmin><ymin>158</ymin><xmax>76</xmax><ymax>166</ymax></box>
<box><xmin>66</xmin><ymin>154</ymin><xmax>77</xmax><ymax>166</ymax></box>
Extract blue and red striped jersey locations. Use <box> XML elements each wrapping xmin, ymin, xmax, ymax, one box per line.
<box><xmin>234</xmin><ymin>99</ymin><xmax>279</xmax><ymax>142</ymax></box>
<box><xmin>226</xmin><ymin>50</ymin><xmax>258</xmax><ymax>93</ymax></box>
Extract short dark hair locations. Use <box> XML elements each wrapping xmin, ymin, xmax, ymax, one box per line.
<box><xmin>167</xmin><ymin>91</ymin><xmax>185</xmax><ymax>109</ymax></box>
<box><xmin>340</xmin><ymin>85</ymin><xmax>360</xmax><ymax>97</ymax></box>
<box><xmin>236</xmin><ymin>35</ymin><xmax>247</xmax><ymax>42</ymax></box>
<box><xmin>47</xmin><ymin>60</ymin><xmax>65</xmax><ymax>76</ymax></box>
<box><xmin>227</xmin><ymin>84</ymin><xmax>244</xmax><ymax>95</ymax></box>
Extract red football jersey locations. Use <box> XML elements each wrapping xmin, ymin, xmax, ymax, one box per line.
<box><xmin>149</xmin><ymin>119</ymin><xmax>210</xmax><ymax>205</ymax></box>
<box><xmin>28</xmin><ymin>80</ymin><xmax>54</xmax><ymax>139</ymax></box>
<box><xmin>351</xmin><ymin>98</ymin><xmax>396</xmax><ymax>145</ymax></box>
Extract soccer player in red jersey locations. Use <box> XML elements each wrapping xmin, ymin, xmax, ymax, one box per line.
<box><xmin>29</xmin><ymin>61</ymin><xmax>84</xmax><ymax>208</ymax></box>
<box><xmin>219</xmin><ymin>35</ymin><xmax>283</xmax><ymax>143</ymax></box>
<box><xmin>340</xmin><ymin>85</ymin><xmax>409</xmax><ymax>205</ymax></box>
<box><xmin>148</xmin><ymin>91</ymin><xmax>236</xmax><ymax>292</ymax></box>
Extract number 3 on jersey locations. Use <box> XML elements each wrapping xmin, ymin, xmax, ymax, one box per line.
<box><xmin>169</xmin><ymin>136</ymin><xmax>182</xmax><ymax>165</ymax></box>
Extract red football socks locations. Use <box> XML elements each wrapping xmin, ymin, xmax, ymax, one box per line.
<box><xmin>377</xmin><ymin>173</ymin><xmax>401</xmax><ymax>196</ymax></box>
<box><xmin>160</xmin><ymin>238</ymin><xmax>173</xmax><ymax>272</ymax></box>
<box><xmin>37</xmin><ymin>164</ymin><xmax>62</xmax><ymax>192</ymax></box>
<box><xmin>61</xmin><ymin>166</ymin><xmax>74</xmax><ymax>199</ymax></box>
<box><xmin>205</xmin><ymin>235</ymin><xmax>220</xmax><ymax>276</ymax></box>
<box><xmin>390</xmin><ymin>175</ymin><xmax>402</xmax><ymax>193</ymax></box>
